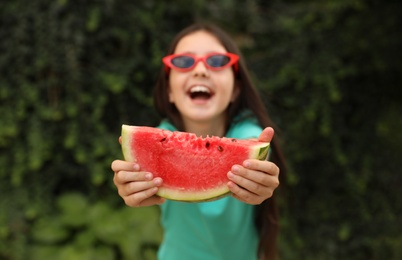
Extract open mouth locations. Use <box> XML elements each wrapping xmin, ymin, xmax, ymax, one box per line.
<box><xmin>188</xmin><ymin>86</ymin><xmax>214</xmax><ymax>100</ymax></box>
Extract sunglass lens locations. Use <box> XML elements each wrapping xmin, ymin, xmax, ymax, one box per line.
<box><xmin>207</xmin><ymin>55</ymin><xmax>230</xmax><ymax>68</ymax></box>
<box><xmin>171</xmin><ymin>56</ymin><xmax>195</xmax><ymax>69</ymax></box>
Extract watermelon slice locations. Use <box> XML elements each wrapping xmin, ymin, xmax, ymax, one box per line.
<box><xmin>121</xmin><ymin>125</ymin><xmax>270</xmax><ymax>202</ymax></box>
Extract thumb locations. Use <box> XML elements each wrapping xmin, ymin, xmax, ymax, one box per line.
<box><xmin>258</xmin><ymin>127</ymin><xmax>274</xmax><ymax>143</ymax></box>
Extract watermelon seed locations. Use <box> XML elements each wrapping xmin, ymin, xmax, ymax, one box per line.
<box><xmin>231</xmin><ymin>139</ymin><xmax>237</xmax><ymax>142</ymax></box>
<box><xmin>217</xmin><ymin>145</ymin><xmax>223</xmax><ymax>152</ymax></box>
<box><xmin>160</xmin><ymin>137</ymin><xmax>166</xmax><ymax>142</ymax></box>
<box><xmin>206</xmin><ymin>142</ymin><xmax>210</xmax><ymax>148</ymax></box>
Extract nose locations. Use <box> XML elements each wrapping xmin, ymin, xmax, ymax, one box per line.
<box><xmin>192</xmin><ymin>60</ymin><xmax>209</xmax><ymax>77</ymax></box>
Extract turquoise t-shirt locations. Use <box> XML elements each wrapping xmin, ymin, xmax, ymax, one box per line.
<box><xmin>156</xmin><ymin>113</ymin><xmax>263</xmax><ymax>260</ymax></box>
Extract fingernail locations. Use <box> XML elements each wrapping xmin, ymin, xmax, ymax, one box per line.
<box><xmin>154</xmin><ymin>178</ymin><xmax>162</xmax><ymax>186</ymax></box>
<box><xmin>232</xmin><ymin>165</ymin><xmax>240</xmax><ymax>173</ymax></box>
<box><xmin>243</xmin><ymin>161</ymin><xmax>251</xmax><ymax>168</ymax></box>
<box><xmin>133</xmin><ymin>164</ymin><xmax>140</xmax><ymax>171</ymax></box>
<box><xmin>145</xmin><ymin>173</ymin><xmax>153</xmax><ymax>180</ymax></box>
<box><xmin>228</xmin><ymin>172</ymin><xmax>235</xmax><ymax>179</ymax></box>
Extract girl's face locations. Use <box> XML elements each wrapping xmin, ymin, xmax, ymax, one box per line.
<box><xmin>168</xmin><ymin>30</ymin><xmax>239</xmax><ymax>127</ymax></box>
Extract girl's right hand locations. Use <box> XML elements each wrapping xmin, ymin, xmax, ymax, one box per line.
<box><xmin>111</xmin><ymin>160</ymin><xmax>166</xmax><ymax>207</ymax></box>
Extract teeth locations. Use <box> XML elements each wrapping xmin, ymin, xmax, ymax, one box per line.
<box><xmin>190</xmin><ymin>86</ymin><xmax>210</xmax><ymax>93</ymax></box>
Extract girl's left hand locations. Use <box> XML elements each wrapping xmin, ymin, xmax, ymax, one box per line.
<box><xmin>227</xmin><ymin>127</ymin><xmax>280</xmax><ymax>205</ymax></box>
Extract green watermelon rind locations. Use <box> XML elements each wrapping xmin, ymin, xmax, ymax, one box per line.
<box><xmin>251</xmin><ymin>143</ymin><xmax>270</xmax><ymax>161</ymax></box>
<box><xmin>121</xmin><ymin>125</ymin><xmax>270</xmax><ymax>202</ymax></box>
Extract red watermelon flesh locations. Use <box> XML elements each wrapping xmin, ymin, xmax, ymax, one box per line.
<box><xmin>121</xmin><ymin>125</ymin><xmax>270</xmax><ymax>202</ymax></box>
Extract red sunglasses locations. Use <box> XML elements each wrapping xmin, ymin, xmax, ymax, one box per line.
<box><xmin>162</xmin><ymin>52</ymin><xmax>239</xmax><ymax>73</ymax></box>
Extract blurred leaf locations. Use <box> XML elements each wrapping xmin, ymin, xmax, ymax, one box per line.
<box><xmin>87</xmin><ymin>7</ymin><xmax>101</xmax><ymax>32</ymax></box>
<box><xmin>57</xmin><ymin>193</ymin><xmax>89</xmax><ymax>227</ymax></box>
<box><xmin>31</xmin><ymin>218</ymin><xmax>69</xmax><ymax>243</ymax></box>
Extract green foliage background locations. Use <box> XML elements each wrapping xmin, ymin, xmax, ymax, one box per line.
<box><xmin>1</xmin><ymin>0</ymin><xmax>401</xmax><ymax>259</ymax></box>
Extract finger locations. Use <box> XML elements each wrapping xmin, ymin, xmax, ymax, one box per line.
<box><xmin>231</xmin><ymin>161</ymin><xmax>280</xmax><ymax>185</ymax></box>
<box><xmin>227</xmin><ymin>181</ymin><xmax>264</xmax><ymax>205</ymax></box>
<box><xmin>114</xmin><ymin>170</ymin><xmax>153</xmax><ymax>184</ymax></box>
<box><xmin>119</xmin><ymin>136</ymin><xmax>122</xmax><ymax>144</ymax></box>
<box><xmin>139</xmin><ymin>195</ymin><xmax>166</xmax><ymax>207</ymax></box>
<box><xmin>228</xmin><ymin>169</ymin><xmax>274</xmax><ymax>197</ymax></box>
<box><xmin>111</xmin><ymin>160</ymin><xmax>139</xmax><ymax>172</ymax></box>
<box><xmin>243</xmin><ymin>160</ymin><xmax>280</xmax><ymax>177</ymax></box>
<box><xmin>119</xmin><ymin>177</ymin><xmax>163</xmax><ymax>197</ymax></box>
<box><xmin>258</xmin><ymin>127</ymin><xmax>274</xmax><ymax>143</ymax></box>
<box><xmin>228</xmin><ymin>162</ymin><xmax>279</xmax><ymax>195</ymax></box>
<box><xmin>124</xmin><ymin>189</ymin><xmax>166</xmax><ymax>207</ymax></box>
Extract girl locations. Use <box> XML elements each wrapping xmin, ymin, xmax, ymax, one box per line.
<box><xmin>111</xmin><ymin>23</ymin><xmax>286</xmax><ymax>260</ymax></box>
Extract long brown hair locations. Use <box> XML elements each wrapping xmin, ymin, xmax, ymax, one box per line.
<box><xmin>153</xmin><ymin>22</ymin><xmax>286</xmax><ymax>260</ymax></box>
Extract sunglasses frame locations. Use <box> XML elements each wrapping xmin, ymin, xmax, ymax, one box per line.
<box><xmin>162</xmin><ymin>52</ymin><xmax>239</xmax><ymax>74</ymax></box>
